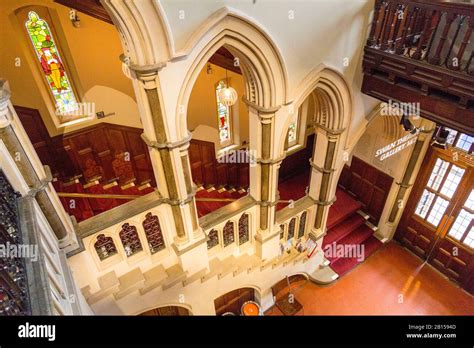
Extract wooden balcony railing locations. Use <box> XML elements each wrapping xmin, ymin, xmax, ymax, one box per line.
<box><xmin>368</xmin><ymin>0</ymin><xmax>473</xmax><ymax>73</ymax></box>
<box><xmin>362</xmin><ymin>0</ymin><xmax>474</xmax><ymax>134</ymax></box>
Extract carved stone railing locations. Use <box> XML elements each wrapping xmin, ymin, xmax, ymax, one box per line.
<box><xmin>0</xmin><ymin>170</ymin><xmax>31</xmax><ymax>315</ymax></box>
<box><xmin>362</xmin><ymin>0</ymin><xmax>474</xmax><ymax>134</ymax></box>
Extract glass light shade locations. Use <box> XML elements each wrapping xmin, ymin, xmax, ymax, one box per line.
<box><xmin>218</xmin><ymin>86</ymin><xmax>238</xmax><ymax>106</ymax></box>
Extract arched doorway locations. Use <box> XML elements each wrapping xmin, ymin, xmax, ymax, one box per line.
<box><xmin>187</xmin><ymin>47</ymin><xmax>250</xmax><ymax>217</ymax></box>
<box><xmin>139</xmin><ymin>305</ymin><xmax>191</xmax><ymax>316</ymax></box>
<box><xmin>214</xmin><ymin>287</ymin><xmax>259</xmax><ymax>316</ymax></box>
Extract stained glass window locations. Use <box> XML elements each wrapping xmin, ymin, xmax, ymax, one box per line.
<box><xmin>297</xmin><ymin>211</ymin><xmax>307</xmax><ymax>238</ymax></box>
<box><xmin>216</xmin><ymin>80</ymin><xmax>232</xmax><ymax>144</ymax></box>
<box><xmin>238</xmin><ymin>214</ymin><xmax>249</xmax><ymax>245</ymax></box>
<box><xmin>25</xmin><ymin>11</ymin><xmax>78</xmax><ymax>114</ymax></box>
<box><xmin>287</xmin><ymin>121</ymin><xmax>297</xmax><ymax>145</ymax></box>
<box><xmin>119</xmin><ymin>223</ymin><xmax>142</xmax><ymax>257</ymax></box>
<box><xmin>223</xmin><ymin>221</ymin><xmax>235</xmax><ymax>247</ymax></box>
<box><xmin>142</xmin><ymin>213</ymin><xmax>165</xmax><ymax>254</ymax></box>
<box><xmin>207</xmin><ymin>229</ymin><xmax>219</xmax><ymax>249</ymax></box>
<box><xmin>94</xmin><ymin>234</ymin><xmax>118</xmax><ymax>261</ymax></box>
<box><xmin>288</xmin><ymin>218</ymin><xmax>296</xmax><ymax>240</ymax></box>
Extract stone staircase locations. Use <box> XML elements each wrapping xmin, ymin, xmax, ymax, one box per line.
<box><xmin>81</xmin><ymin>248</ymin><xmax>310</xmax><ymax>306</ymax></box>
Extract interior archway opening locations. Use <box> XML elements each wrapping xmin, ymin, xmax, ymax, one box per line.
<box><xmin>186</xmin><ymin>46</ymin><xmax>253</xmax><ymax>217</ymax></box>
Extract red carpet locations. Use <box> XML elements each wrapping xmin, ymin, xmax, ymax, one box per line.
<box><xmin>323</xmin><ymin>187</ymin><xmax>383</xmax><ymax>278</ymax></box>
<box><xmin>53</xmin><ymin>179</ymin><xmax>155</xmax><ymax>222</ymax></box>
<box><xmin>195</xmin><ymin>187</ymin><xmax>247</xmax><ymax>217</ymax></box>
<box><xmin>326</xmin><ymin>189</ymin><xmax>362</xmax><ymax>229</ymax></box>
<box><xmin>277</xmin><ymin>170</ymin><xmax>310</xmax><ymax>210</ymax></box>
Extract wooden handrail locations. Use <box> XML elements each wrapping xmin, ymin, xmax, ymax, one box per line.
<box><xmin>56</xmin><ymin>192</ymin><xmax>293</xmax><ymax>204</ymax></box>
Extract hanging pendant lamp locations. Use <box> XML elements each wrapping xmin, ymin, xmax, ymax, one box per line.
<box><xmin>218</xmin><ymin>68</ymin><xmax>238</xmax><ymax>106</ymax></box>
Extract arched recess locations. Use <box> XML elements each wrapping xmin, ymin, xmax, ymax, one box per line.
<box><xmin>278</xmin><ymin>67</ymin><xmax>353</xmax><ymax>233</ymax></box>
<box><xmin>137</xmin><ymin>304</ymin><xmax>192</xmax><ymax>316</ymax></box>
<box><xmin>278</xmin><ymin>66</ymin><xmax>353</xmax><ymax>156</ymax></box>
<box><xmin>175</xmin><ymin>13</ymin><xmax>288</xmax><ymax>140</ymax></box>
<box><xmin>214</xmin><ymin>285</ymin><xmax>262</xmax><ymax>315</ymax></box>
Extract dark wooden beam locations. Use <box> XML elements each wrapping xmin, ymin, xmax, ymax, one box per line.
<box><xmin>208</xmin><ymin>47</ymin><xmax>242</xmax><ymax>75</ymax></box>
<box><xmin>54</xmin><ymin>0</ymin><xmax>113</xmax><ymax>24</ymax></box>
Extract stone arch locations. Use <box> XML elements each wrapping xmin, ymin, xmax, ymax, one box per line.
<box><xmin>175</xmin><ymin>13</ymin><xmax>288</xmax><ymax>140</ymax></box>
<box><xmin>278</xmin><ymin>66</ymin><xmax>353</xmax><ymax>156</ymax></box>
<box><xmin>135</xmin><ymin>303</ymin><xmax>193</xmax><ymax>316</ymax></box>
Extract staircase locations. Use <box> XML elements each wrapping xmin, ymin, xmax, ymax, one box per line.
<box><xmin>52</xmin><ymin>178</ymin><xmax>154</xmax><ymax>222</ymax></box>
<box><xmin>81</xmin><ymin>247</ymin><xmax>310</xmax><ymax>310</ymax></box>
<box><xmin>195</xmin><ymin>184</ymin><xmax>248</xmax><ymax>217</ymax></box>
<box><xmin>322</xmin><ymin>188</ymin><xmax>383</xmax><ymax>278</ymax></box>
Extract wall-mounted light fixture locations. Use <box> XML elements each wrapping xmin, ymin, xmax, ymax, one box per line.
<box><xmin>431</xmin><ymin>126</ymin><xmax>450</xmax><ymax>149</ymax></box>
<box><xmin>69</xmin><ymin>9</ymin><xmax>80</xmax><ymax>28</ymax></box>
<box><xmin>400</xmin><ymin>114</ymin><xmax>417</xmax><ymax>134</ymax></box>
<box><xmin>206</xmin><ymin>63</ymin><xmax>213</xmax><ymax>75</ymax></box>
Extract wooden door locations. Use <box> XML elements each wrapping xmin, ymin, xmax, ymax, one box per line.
<box><xmin>14</xmin><ymin>105</ymin><xmax>59</xmax><ymax>176</ymax></box>
<box><xmin>396</xmin><ymin>143</ymin><xmax>474</xmax><ymax>293</ymax></box>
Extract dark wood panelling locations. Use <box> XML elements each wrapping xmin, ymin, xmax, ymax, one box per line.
<box><xmin>14</xmin><ymin>105</ymin><xmax>155</xmax><ymax>187</ymax></box>
<box><xmin>214</xmin><ymin>287</ymin><xmax>255</xmax><ymax>316</ymax></box>
<box><xmin>139</xmin><ymin>306</ymin><xmax>190</xmax><ymax>316</ymax></box>
<box><xmin>279</xmin><ymin>134</ymin><xmax>315</xmax><ymax>183</ymax></box>
<box><xmin>189</xmin><ymin>139</ymin><xmax>249</xmax><ymax>188</ymax></box>
<box><xmin>13</xmin><ymin>106</ymin><xmax>59</xmax><ymax>177</ymax></box>
<box><xmin>362</xmin><ymin>0</ymin><xmax>474</xmax><ymax>134</ymax></box>
<box><xmin>339</xmin><ymin>156</ymin><xmax>394</xmax><ymax>224</ymax></box>
<box><xmin>54</xmin><ymin>0</ymin><xmax>113</xmax><ymax>24</ymax></box>
<box><xmin>208</xmin><ymin>47</ymin><xmax>242</xmax><ymax>74</ymax></box>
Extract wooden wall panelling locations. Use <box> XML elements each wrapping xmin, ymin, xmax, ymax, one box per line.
<box><xmin>189</xmin><ymin>141</ymin><xmax>204</xmax><ymax>184</ymax></box>
<box><xmin>339</xmin><ymin>156</ymin><xmax>394</xmax><ymax>224</ymax></box>
<box><xmin>14</xmin><ymin>106</ymin><xmax>60</xmax><ymax>177</ymax></box>
<box><xmin>279</xmin><ymin>134</ymin><xmax>315</xmax><ymax>183</ymax></box>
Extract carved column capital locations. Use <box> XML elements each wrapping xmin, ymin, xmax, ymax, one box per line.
<box><xmin>0</xmin><ymin>80</ymin><xmax>11</xmax><ymax>127</ymax></box>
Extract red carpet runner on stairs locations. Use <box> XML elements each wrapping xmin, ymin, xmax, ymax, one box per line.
<box><xmin>323</xmin><ymin>189</ymin><xmax>383</xmax><ymax>277</ymax></box>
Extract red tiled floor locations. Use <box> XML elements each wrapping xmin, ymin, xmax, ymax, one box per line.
<box><xmin>268</xmin><ymin>242</ymin><xmax>474</xmax><ymax>315</ymax></box>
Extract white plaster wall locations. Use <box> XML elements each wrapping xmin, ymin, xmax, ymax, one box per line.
<box><xmin>158</xmin><ymin>0</ymin><xmax>379</xmax><ymax>133</ymax></box>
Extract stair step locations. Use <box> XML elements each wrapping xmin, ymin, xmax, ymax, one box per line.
<box><xmin>162</xmin><ymin>265</ymin><xmax>187</xmax><ymax>290</ymax></box>
<box><xmin>218</xmin><ymin>256</ymin><xmax>238</xmax><ymax>279</ymax></box>
<box><xmin>309</xmin><ymin>265</ymin><xmax>339</xmax><ymax>285</ymax></box>
<box><xmin>139</xmin><ymin>265</ymin><xmax>167</xmax><ymax>295</ymax></box>
<box><xmin>114</xmin><ymin>268</ymin><xmax>145</xmax><ymax>300</ymax></box>
<box><xmin>201</xmin><ymin>258</ymin><xmax>222</xmax><ymax>283</ymax></box>
<box><xmin>327</xmin><ymin>189</ymin><xmax>363</xmax><ymax>230</ymax></box>
<box><xmin>331</xmin><ymin>236</ymin><xmax>383</xmax><ymax>277</ymax></box>
<box><xmin>326</xmin><ymin>224</ymin><xmax>376</xmax><ymax>264</ymax></box>
<box><xmin>183</xmin><ymin>268</ymin><xmax>208</xmax><ymax>286</ymax></box>
<box><xmin>323</xmin><ymin>214</ymin><xmax>367</xmax><ymax>247</ymax></box>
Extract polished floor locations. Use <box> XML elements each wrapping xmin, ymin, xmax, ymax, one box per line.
<box><xmin>268</xmin><ymin>242</ymin><xmax>474</xmax><ymax>315</ymax></box>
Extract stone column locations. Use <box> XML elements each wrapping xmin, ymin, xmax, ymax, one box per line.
<box><xmin>124</xmin><ymin>66</ymin><xmax>207</xmax><ymax>274</ymax></box>
<box><xmin>0</xmin><ymin>80</ymin><xmax>77</xmax><ymax>250</ymax></box>
<box><xmin>308</xmin><ymin>125</ymin><xmax>344</xmax><ymax>239</ymax></box>
<box><xmin>246</xmin><ymin>100</ymin><xmax>282</xmax><ymax>260</ymax></box>
<box><xmin>387</xmin><ymin>122</ymin><xmax>436</xmax><ymax>224</ymax></box>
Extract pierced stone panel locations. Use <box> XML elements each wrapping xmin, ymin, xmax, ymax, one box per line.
<box><xmin>207</xmin><ymin>229</ymin><xmax>219</xmax><ymax>249</ymax></box>
<box><xmin>142</xmin><ymin>213</ymin><xmax>165</xmax><ymax>254</ymax></box>
<box><xmin>94</xmin><ymin>234</ymin><xmax>118</xmax><ymax>261</ymax></box>
<box><xmin>0</xmin><ymin>170</ymin><xmax>31</xmax><ymax>315</ymax></box>
<box><xmin>287</xmin><ymin>217</ymin><xmax>296</xmax><ymax>240</ymax></box>
<box><xmin>238</xmin><ymin>214</ymin><xmax>249</xmax><ymax>245</ymax></box>
<box><xmin>223</xmin><ymin>221</ymin><xmax>235</xmax><ymax>247</ymax></box>
<box><xmin>298</xmin><ymin>211</ymin><xmax>307</xmax><ymax>238</ymax></box>
<box><xmin>119</xmin><ymin>223</ymin><xmax>142</xmax><ymax>257</ymax></box>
